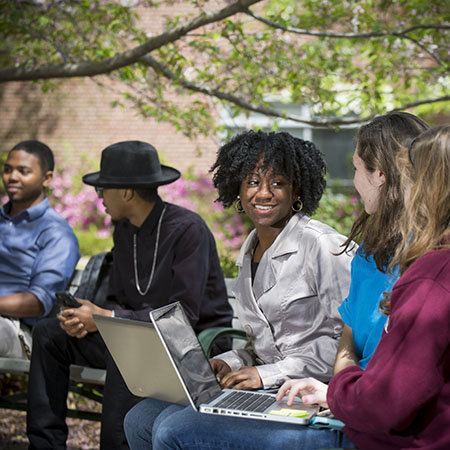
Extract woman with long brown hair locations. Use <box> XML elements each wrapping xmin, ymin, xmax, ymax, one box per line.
<box><xmin>335</xmin><ymin>111</ymin><xmax>430</xmax><ymax>373</ymax></box>
<box><xmin>280</xmin><ymin>124</ymin><xmax>450</xmax><ymax>449</ymax></box>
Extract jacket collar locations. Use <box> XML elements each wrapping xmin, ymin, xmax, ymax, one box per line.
<box><xmin>236</xmin><ymin>213</ymin><xmax>309</xmax><ymax>300</ymax></box>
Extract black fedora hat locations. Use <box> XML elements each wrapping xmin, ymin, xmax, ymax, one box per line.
<box><xmin>82</xmin><ymin>141</ymin><xmax>181</xmax><ymax>188</ymax></box>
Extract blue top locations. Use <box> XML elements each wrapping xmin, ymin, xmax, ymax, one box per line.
<box><xmin>338</xmin><ymin>244</ymin><xmax>399</xmax><ymax>369</ymax></box>
<box><xmin>0</xmin><ymin>198</ymin><xmax>80</xmax><ymax>326</ymax></box>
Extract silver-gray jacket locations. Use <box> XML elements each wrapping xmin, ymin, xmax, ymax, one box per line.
<box><xmin>217</xmin><ymin>213</ymin><xmax>356</xmax><ymax>388</ymax></box>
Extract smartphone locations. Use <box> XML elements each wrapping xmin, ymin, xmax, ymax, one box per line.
<box><xmin>55</xmin><ymin>291</ymin><xmax>82</xmax><ymax>308</ymax></box>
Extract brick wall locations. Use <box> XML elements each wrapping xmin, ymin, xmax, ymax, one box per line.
<box><xmin>0</xmin><ymin>76</ymin><xmax>220</xmax><ymax>177</ymax></box>
<box><xmin>0</xmin><ymin>1</ymin><xmax>227</xmax><ymax>177</ymax></box>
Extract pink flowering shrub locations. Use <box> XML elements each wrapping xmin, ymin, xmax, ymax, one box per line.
<box><xmin>51</xmin><ymin>167</ymin><xmax>112</xmax><ymax>235</ymax></box>
<box><xmin>45</xmin><ymin>165</ymin><xmax>113</xmax><ymax>257</ymax></box>
<box><xmin>313</xmin><ymin>191</ymin><xmax>362</xmax><ymax>239</ymax></box>
<box><xmin>160</xmin><ymin>173</ymin><xmax>251</xmax><ymax>271</ymax></box>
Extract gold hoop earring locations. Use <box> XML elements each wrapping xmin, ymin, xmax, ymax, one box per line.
<box><xmin>234</xmin><ymin>196</ymin><xmax>244</xmax><ymax>213</ymax></box>
<box><xmin>292</xmin><ymin>197</ymin><xmax>303</xmax><ymax>212</ymax></box>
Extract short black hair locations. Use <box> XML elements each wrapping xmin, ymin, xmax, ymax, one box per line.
<box><xmin>134</xmin><ymin>188</ymin><xmax>158</xmax><ymax>203</ymax></box>
<box><xmin>10</xmin><ymin>140</ymin><xmax>54</xmax><ymax>173</ymax></box>
<box><xmin>211</xmin><ymin>130</ymin><xmax>327</xmax><ymax>215</ymax></box>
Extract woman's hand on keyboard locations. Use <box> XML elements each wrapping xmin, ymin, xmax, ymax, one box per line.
<box><xmin>276</xmin><ymin>378</ymin><xmax>329</xmax><ymax>408</ymax></box>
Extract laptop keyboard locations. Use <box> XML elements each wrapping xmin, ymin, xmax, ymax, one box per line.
<box><xmin>214</xmin><ymin>390</ymin><xmax>276</xmax><ymax>413</ymax></box>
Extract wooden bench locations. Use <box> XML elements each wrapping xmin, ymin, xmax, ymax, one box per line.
<box><xmin>0</xmin><ymin>275</ymin><xmax>244</xmax><ymax>421</ymax></box>
<box><xmin>0</xmin><ymin>268</ymin><xmax>106</xmax><ymax>421</ymax></box>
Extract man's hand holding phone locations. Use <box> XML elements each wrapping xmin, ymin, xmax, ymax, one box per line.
<box><xmin>56</xmin><ymin>291</ymin><xmax>112</xmax><ymax>338</ymax></box>
<box><xmin>55</xmin><ymin>291</ymin><xmax>82</xmax><ymax>308</ymax></box>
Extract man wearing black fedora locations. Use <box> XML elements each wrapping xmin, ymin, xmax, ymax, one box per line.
<box><xmin>26</xmin><ymin>141</ymin><xmax>233</xmax><ymax>450</ymax></box>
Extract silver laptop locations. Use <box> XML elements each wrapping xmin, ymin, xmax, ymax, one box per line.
<box><xmin>93</xmin><ymin>314</ymin><xmax>189</xmax><ymax>405</ymax></box>
<box><xmin>150</xmin><ymin>302</ymin><xmax>319</xmax><ymax>424</ymax></box>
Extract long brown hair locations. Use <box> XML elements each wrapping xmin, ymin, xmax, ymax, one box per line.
<box><xmin>380</xmin><ymin>125</ymin><xmax>450</xmax><ymax>314</ymax></box>
<box><xmin>341</xmin><ymin>112</ymin><xmax>430</xmax><ymax>271</ymax></box>
<box><xmin>392</xmin><ymin>125</ymin><xmax>450</xmax><ymax>273</ymax></box>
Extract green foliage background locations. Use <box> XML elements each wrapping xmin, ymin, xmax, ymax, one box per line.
<box><xmin>1</xmin><ymin>0</ymin><xmax>448</xmax><ymax>135</ymax></box>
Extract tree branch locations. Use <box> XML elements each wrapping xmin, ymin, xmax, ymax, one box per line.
<box><xmin>28</xmin><ymin>31</ymin><xmax>71</xmax><ymax>64</ymax></box>
<box><xmin>140</xmin><ymin>54</ymin><xmax>367</xmax><ymax>126</ymax></box>
<box><xmin>245</xmin><ymin>9</ymin><xmax>450</xmax><ymax>39</ymax></box>
<box><xmin>141</xmin><ymin>54</ymin><xmax>450</xmax><ymax>126</ymax></box>
<box><xmin>400</xmin><ymin>34</ymin><xmax>444</xmax><ymax>66</ymax></box>
<box><xmin>391</xmin><ymin>95</ymin><xmax>450</xmax><ymax>111</ymax></box>
<box><xmin>0</xmin><ymin>0</ymin><xmax>261</xmax><ymax>82</ymax></box>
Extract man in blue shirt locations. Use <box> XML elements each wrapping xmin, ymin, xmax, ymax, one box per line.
<box><xmin>0</xmin><ymin>140</ymin><xmax>80</xmax><ymax>358</ymax></box>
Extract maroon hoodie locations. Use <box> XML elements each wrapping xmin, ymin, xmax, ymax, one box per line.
<box><xmin>328</xmin><ymin>247</ymin><xmax>450</xmax><ymax>449</ymax></box>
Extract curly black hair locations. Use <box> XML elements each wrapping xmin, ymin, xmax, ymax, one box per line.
<box><xmin>210</xmin><ymin>130</ymin><xmax>327</xmax><ymax>216</ymax></box>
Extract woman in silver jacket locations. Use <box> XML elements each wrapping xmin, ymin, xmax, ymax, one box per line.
<box><xmin>124</xmin><ymin>130</ymin><xmax>355</xmax><ymax>449</ymax></box>
<box><xmin>209</xmin><ymin>130</ymin><xmax>355</xmax><ymax>390</ymax></box>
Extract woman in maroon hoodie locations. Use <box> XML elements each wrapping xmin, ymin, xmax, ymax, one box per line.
<box><xmin>279</xmin><ymin>124</ymin><xmax>450</xmax><ymax>449</ymax></box>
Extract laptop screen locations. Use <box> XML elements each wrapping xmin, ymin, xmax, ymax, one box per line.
<box><xmin>151</xmin><ymin>302</ymin><xmax>223</xmax><ymax>408</ymax></box>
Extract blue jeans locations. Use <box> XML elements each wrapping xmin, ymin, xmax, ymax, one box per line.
<box><xmin>124</xmin><ymin>398</ymin><xmax>179</xmax><ymax>450</ymax></box>
<box><xmin>152</xmin><ymin>405</ymin><xmax>356</xmax><ymax>450</ymax></box>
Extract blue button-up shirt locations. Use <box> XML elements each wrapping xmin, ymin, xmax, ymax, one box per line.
<box><xmin>0</xmin><ymin>198</ymin><xmax>80</xmax><ymax>326</ymax></box>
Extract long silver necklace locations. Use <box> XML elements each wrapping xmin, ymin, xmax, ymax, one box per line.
<box><xmin>133</xmin><ymin>206</ymin><xmax>166</xmax><ymax>296</ymax></box>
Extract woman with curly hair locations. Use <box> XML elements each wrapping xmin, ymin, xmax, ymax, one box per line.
<box><xmin>205</xmin><ymin>130</ymin><xmax>354</xmax><ymax>390</ymax></box>
<box><xmin>124</xmin><ymin>130</ymin><xmax>354</xmax><ymax>449</ymax></box>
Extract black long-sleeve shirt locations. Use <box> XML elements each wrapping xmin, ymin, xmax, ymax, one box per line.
<box><xmin>104</xmin><ymin>196</ymin><xmax>232</xmax><ymax>333</ymax></box>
